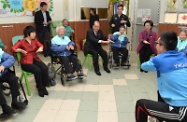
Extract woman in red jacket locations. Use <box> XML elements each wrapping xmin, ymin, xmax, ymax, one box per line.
<box><xmin>11</xmin><ymin>26</ymin><xmax>50</xmax><ymax>97</ymax></box>
<box><xmin>137</xmin><ymin>20</ymin><xmax>157</xmax><ymax>73</ymax></box>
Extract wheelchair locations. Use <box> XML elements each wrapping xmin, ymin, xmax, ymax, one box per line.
<box><xmin>47</xmin><ymin>52</ymin><xmax>85</xmax><ymax>86</ymax></box>
<box><xmin>0</xmin><ymin>66</ymin><xmax>28</xmax><ymax>105</ymax></box>
<box><xmin>108</xmin><ymin>45</ymin><xmax>131</xmax><ymax>69</ymax></box>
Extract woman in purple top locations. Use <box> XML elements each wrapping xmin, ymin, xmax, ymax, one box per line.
<box><xmin>137</xmin><ymin>20</ymin><xmax>157</xmax><ymax>73</ymax></box>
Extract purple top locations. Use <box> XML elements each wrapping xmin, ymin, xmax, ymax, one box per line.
<box><xmin>136</xmin><ymin>30</ymin><xmax>158</xmax><ymax>55</ymax></box>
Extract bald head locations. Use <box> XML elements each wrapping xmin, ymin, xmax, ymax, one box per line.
<box><xmin>93</xmin><ymin>21</ymin><xmax>100</xmax><ymax>32</ymax></box>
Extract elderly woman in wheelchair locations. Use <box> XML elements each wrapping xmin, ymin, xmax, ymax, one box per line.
<box><xmin>0</xmin><ymin>49</ymin><xmax>26</xmax><ymax>118</ymax></box>
<box><xmin>110</xmin><ymin>26</ymin><xmax>130</xmax><ymax>68</ymax></box>
<box><xmin>51</xmin><ymin>26</ymin><xmax>84</xmax><ymax>81</ymax></box>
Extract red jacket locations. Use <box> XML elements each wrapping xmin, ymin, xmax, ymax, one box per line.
<box><xmin>11</xmin><ymin>39</ymin><xmax>43</xmax><ymax>64</ymax></box>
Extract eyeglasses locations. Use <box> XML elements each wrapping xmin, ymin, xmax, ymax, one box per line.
<box><xmin>154</xmin><ymin>41</ymin><xmax>163</xmax><ymax>45</ymax></box>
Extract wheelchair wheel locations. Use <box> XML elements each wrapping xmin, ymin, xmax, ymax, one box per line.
<box><xmin>60</xmin><ymin>68</ymin><xmax>66</xmax><ymax>86</ymax></box>
<box><xmin>2</xmin><ymin>83</ymin><xmax>11</xmax><ymax>96</ymax></box>
<box><xmin>48</xmin><ymin>63</ymin><xmax>56</xmax><ymax>79</ymax></box>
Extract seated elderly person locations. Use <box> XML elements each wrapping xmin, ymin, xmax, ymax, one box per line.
<box><xmin>51</xmin><ymin>26</ymin><xmax>84</xmax><ymax>80</ymax></box>
<box><xmin>0</xmin><ymin>48</ymin><xmax>26</xmax><ymax>117</ymax></box>
<box><xmin>62</xmin><ymin>19</ymin><xmax>74</xmax><ymax>39</ymax></box>
<box><xmin>177</xmin><ymin>29</ymin><xmax>187</xmax><ymax>55</ymax></box>
<box><xmin>110</xmin><ymin>26</ymin><xmax>129</xmax><ymax>67</ymax></box>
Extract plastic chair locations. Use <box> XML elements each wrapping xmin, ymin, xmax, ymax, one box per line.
<box><xmin>138</xmin><ymin>54</ymin><xmax>155</xmax><ymax>69</ymax></box>
<box><xmin>50</xmin><ymin>21</ymin><xmax>63</xmax><ymax>37</ymax></box>
<box><xmin>82</xmin><ymin>39</ymin><xmax>102</xmax><ymax>71</ymax></box>
<box><xmin>82</xmin><ymin>39</ymin><xmax>93</xmax><ymax>71</ymax></box>
<box><xmin>12</xmin><ymin>35</ymin><xmax>31</xmax><ymax>96</ymax></box>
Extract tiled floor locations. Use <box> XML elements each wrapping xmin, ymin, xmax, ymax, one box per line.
<box><xmin>0</xmin><ymin>50</ymin><xmax>158</xmax><ymax>122</ymax></box>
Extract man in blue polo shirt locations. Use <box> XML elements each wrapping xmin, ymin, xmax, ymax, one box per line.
<box><xmin>135</xmin><ymin>31</ymin><xmax>187</xmax><ymax>122</ymax></box>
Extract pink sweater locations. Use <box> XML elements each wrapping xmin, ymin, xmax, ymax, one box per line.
<box><xmin>136</xmin><ymin>30</ymin><xmax>157</xmax><ymax>55</ymax></box>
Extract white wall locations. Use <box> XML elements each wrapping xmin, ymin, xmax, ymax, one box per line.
<box><xmin>68</xmin><ymin>0</ymin><xmax>109</xmax><ymax>21</ymax></box>
<box><xmin>159</xmin><ymin>0</ymin><xmax>166</xmax><ymax>23</ymax></box>
<box><xmin>0</xmin><ymin>0</ymin><xmax>64</xmax><ymax>24</ymax></box>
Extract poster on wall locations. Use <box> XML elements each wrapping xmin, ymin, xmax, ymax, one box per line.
<box><xmin>178</xmin><ymin>14</ymin><xmax>187</xmax><ymax>23</ymax></box>
<box><xmin>178</xmin><ymin>0</ymin><xmax>187</xmax><ymax>12</ymax></box>
<box><xmin>0</xmin><ymin>0</ymin><xmax>53</xmax><ymax>17</ymax></box>
<box><xmin>166</xmin><ymin>0</ymin><xmax>178</xmax><ymax>12</ymax></box>
<box><xmin>142</xmin><ymin>9</ymin><xmax>151</xmax><ymax>22</ymax></box>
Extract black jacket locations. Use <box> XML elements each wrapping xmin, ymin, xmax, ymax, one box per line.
<box><xmin>110</xmin><ymin>14</ymin><xmax>131</xmax><ymax>33</ymax></box>
<box><xmin>84</xmin><ymin>29</ymin><xmax>107</xmax><ymax>56</ymax></box>
<box><xmin>89</xmin><ymin>14</ymin><xmax>99</xmax><ymax>28</ymax></box>
<box><xmin>34</xmin><ymin>10</ymin><xmax>52</xmax><ymax>33</ymax></box>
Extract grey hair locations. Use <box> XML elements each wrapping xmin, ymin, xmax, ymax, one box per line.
<box><xmin>56</xmin><ymin>26</ymin><xmax>65</xmax><ymax>33</ymax></box>
<box><xmin>180</xmin><ymin>28</ymin><xmax>187</xmax><ymax>36</ymax></box>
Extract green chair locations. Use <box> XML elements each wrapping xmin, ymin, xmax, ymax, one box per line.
<box><xmin>82</xmin><ymin>39</ymin><xmax>93</xmax><ymax>71</ymax></box>
<box><xmin>138</xmin><ymin>54</ymin><xmax>155</xmax><ymax>69</ymax></box>
<box><xmin>50</xmin><ymin>20</ymin><xmax>63</xmax><ymax>37</ymax></box>
<box><xmin>82</xmin><ymin>39</ymin><xmax>102</xmax><ymax>71</ymax></box>
<box><xmin>12</xmin><ymin>35</ymin><xmax>32</xmax><ymax>96</ymax></box>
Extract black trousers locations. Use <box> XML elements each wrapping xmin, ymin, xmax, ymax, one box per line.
<box><xmin>0</xmin><ymin>71</ymin><xmax>20</xmax><ymax>105</ymax></box>
<box><xmin>88</xmin><ymin>48</ymin><xmax>108</xmax><ymax>71</ymax></box>
<box><xmin>60</xmin><ymin>55</ymin><xmax>81</xmax><ymax>74</ymax></box>
<box><xmin>37</xmin><ymin>27</ymin><xmax>50</xmax><ymax>45</ymax></box>
<box><xmin>37</xmin><ymin>27</ymin><xmax>50</xmax><ymax>55</ymax></box>
<box><xmin>135</xmin><ymin>98</ymin><xmax>187</xmax><ymax>122</ymax></box>
<box><xmin>21</xmin><ymin>60</ymin><xmax>49</xmax><ymax>90</ymax></box>
<box><xmin>111</xmin><ymin>47</ymin><xmax>128</xmax><ymax>64</ymax></box>
<box><xmin>139</xmin><ymin>46</ymin><xmax>153</xmax><ymax>66</ymax></box>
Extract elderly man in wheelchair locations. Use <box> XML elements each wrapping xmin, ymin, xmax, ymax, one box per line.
<box><xmin>0</xmin><ymin>48</ymin><xmax>26</xmax><ymax>118</ymax></box>
<box><xmin>50</xmin><ymin>26</ymin><xmax>84</xmax><ymax>81</ymax></box>
<box><xmin>109</xmin><ymin>26</ymin><xmax>130</xmax><ymax>68</ymax></box>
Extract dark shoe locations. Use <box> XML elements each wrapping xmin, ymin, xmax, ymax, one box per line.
<box><xmin>104</xmin><ymin>68</ymin><xmax>111</xmax><ymax>73</ymax></box>
<box><xmin>2</xmin><ymin>105</ymin><xmax>16</xmax><ymax>115</ymax></box>
<box><xmin>77</xmin><ymin>73</ymin><xmax>85</xmax><ymax>78</ymax></box>
<box><xmin>144</xmin><ymin>71</ymin><xmax>148</xmax><ymax>73</ymax></box>
<box><xmin>140</xmin><ymin>69</ymin><xmax>144</xmax><ymax>72</ymax></box>
<box><xmin>11</xmin><ymin>101</ymin><xmax>26</xmax><ymax>110</ymax></box>
<box><xmin>67</xmin><ymin>75</ymin><xmax>77</xmax><ymax>80</ymax></box>
<box><xmin>113</xmin><ymin>63</ymin><xmax>120</xmax><ymax>68</ymax></box>
<box><xmin>43</xmin><ymin>87</ymin><xmax>49</xmax><ymax>95</ymax></box>
<box><xmin>95</xmin><ymin>71</ymin><xmax>101</xmax><ymax>76</ymax></box>
<box><xmin>38</xmin><ymin>90</ymin><xmax>44</xmax><ymax>97</ymax></box>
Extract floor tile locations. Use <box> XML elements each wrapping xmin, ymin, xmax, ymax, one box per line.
<box><xmin>118</xmin><ymin>112</ymin><xmax>135</xmax><ymax>122</ymax></box>
<box><xmin>76</xmin><ymin>111</ymin><xmax>97</xmax><ymax>122</ymax></box>
<box><xmin>68</xmin><ymin>84</ymin><xmax>84</xmax><ymax>91</ymax></box>
<box><xmin>60</xmin><ymin>100</ymin><xmax>80</xmax><ymax>111</ymax></box>
<box><xmin>83</xmin><ymin>85</ymin><xmax>99</xmax><ymax>92</ymax></box>
<box><xmin>116</xmin><ymin>101</ymin><xmax>135</xmax><ymax>113</ymax></box>
<box><xmin>55</xmin><ymin>110</ymin><xmax>78</xmax><ymax>122</ymax></box>
<box><xmin>99</xmin><ymin>85</ymin><xmax>114</xmax><ymax>92</ymax></box>
<box><xmin>98</xmin><ymin>100</ymin><xmax>117</xmax><ymax>112</ymax></box>
<box><xmin>99</xmin><ymin>91</ymin><xmax>115</xmax><ymax>101</ymax></box>
<box><xmin>12</xmin><ymin>109</ymin><xmax>39</xmax><ymax>122</ymax></box>
<box><xmin>64</xmin><ymin>91</ymin><xmax>82</xmax><ymax>100</ymax></box>
<box><xmin>41</xmin><ymin>99</ymin><xmax>63</xmax><ymax>110</ymax></box>
<box><xmin>113</xmin><ymin>85</ymin><xmax>130</xmax><ymax>93</ymax></box>
<box><xmin>79</xmin><ymin>100</ymin><xmax>98</xmax><ymax>111</ymax></box>
<box><xmin>115</xmin><ymin>92</ymin><xmax>133</xmax><ymax>102</ymax></box>
<box><xmin>113</xmin><ymin>79</ymin><xmax>127</xmax><ymax>85</ymax></box>
<box><xmin>47</xmin><ymin>91</ymin><xmax>67</xmax><ymax>99</ymax></box>
<box><xmin>124</xmin><ymin>74</ymin><xmax>139</xmax><ymax>79</ymax></box>
<box><xmin>33</xmin><ymin>109</ymin><xmax>59</xmax><ymax>122</ymax></box>
<box><xmin>81</xmin><ymin>92</ymin><xmax>98</xmax><ymax>100</ymax></box>
<box><xmin>97</xmin><ymin>112</ymin><xmax>118</xmax><ymax>122</ymax></box>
